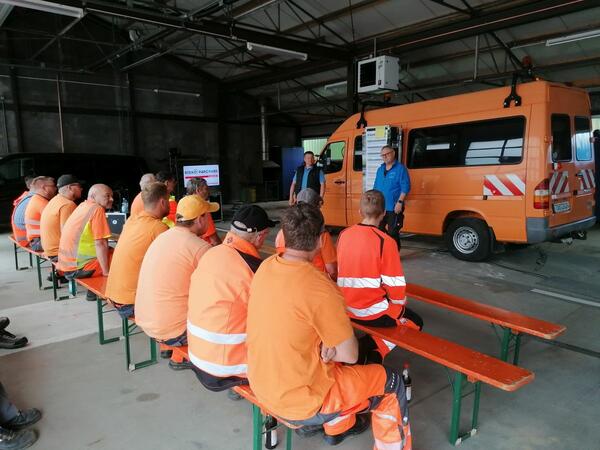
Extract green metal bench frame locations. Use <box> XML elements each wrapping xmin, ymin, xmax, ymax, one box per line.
<box><xmin>448</xmin><ymin>371</ymin><xmax>482</xmax><ymax>446</ymax></box>
<box><xmin>12</xmin><ymin>241</ymin><xmax>32</xmax><ymax>271</ymax></box>
<box><xmin>96</xmin><ymin>298</ymin><xmax>121</xmax><ymax>345</ymax></box>
<box><xmin>122</xmin><ymin>317</ymin><xmax>157</xmax><ymax>372</ymax></box>
<box><xmin>251</xmin><ymin>405</ymin><xmax>293</xmax><ymax>450</ymax></box>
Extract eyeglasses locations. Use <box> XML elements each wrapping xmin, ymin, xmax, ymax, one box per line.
<box><xmin>380</xmin><ymin>152</ymin><xmax>394</xmax><ymax>158</ymax></box>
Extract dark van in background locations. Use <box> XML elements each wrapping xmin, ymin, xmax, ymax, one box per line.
<box><xmin>0</xmin><ymin>153</ymin><xmax>147</xmax><ymax>228</ymax></box>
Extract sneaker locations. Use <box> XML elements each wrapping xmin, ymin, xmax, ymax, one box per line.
<box><xmin>0</xmin><ymin>318</ymin><xmax>8</xmax><ymax>331</ymax></box>
<box><xmin>0</xmin><ymin>428</ymin><xmax>38</xmax><ymax>450</ymax></box>
<box><xmin>160</xmin><ymin>350</ymin><xmax>173</xmax><ymax>359</ymax></box>
<box><xmin>0</xmin><ymin>332</ymin><xmax>28</xmax><ymax>350</ymax></box>
<box><xmin>2</xmin><ymin>410</ymin><xmax>41</xmax><ymax>431</ymax></box>
<box><xmin>227</xmin><ymin>388</ymin><xmax>243</xmax><ymax>401</ymax></box>
<box><xmin>168</xmin><ymin>360</ymin><xmax>193</xmax><ymax>371</ymax></box>
<box><xmin>323</xmin><ymin>414</ymin><xmax>370</xmax><ymax>446</ymax></box>
<box><xmin>294</xmin><ymin>424</ymin><xmax>323</xmax><ymax>438</ymax></box>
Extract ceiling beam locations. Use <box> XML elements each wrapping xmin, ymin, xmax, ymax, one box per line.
<box><xmin>40</xmin><ymin>0</ymin><xmax>351</xmax><ymax>61</ymax></box>
<box><xmin>226</xmin><ymin>0</ymin><xmax>599</xmax><ymax>90</ymax></box>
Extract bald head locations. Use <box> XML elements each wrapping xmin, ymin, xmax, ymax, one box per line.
<box><xmin>88</xmin><ymin>184</ymin><xmax>114</xmax><ymax>210</ymax></box>
<box><xmin>139</xmin><ymin>173</ymin><xmax>156</xmax><ymax>190</ymax></box>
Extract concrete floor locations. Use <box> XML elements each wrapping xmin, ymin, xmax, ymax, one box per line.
<box><xmin>1</xmin><ymin>213</ymin><xmax>599</xmax><ymax>450</ymax></box>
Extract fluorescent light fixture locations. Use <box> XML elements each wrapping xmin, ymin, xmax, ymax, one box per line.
<box><xmin>0</xmin><ymin>0</ymin><xmax>84</xmax><ymax>18</ymax></box>
<box><xmin>246</xmin><ymin>41</ymin><xmax>307</xmax><ymax>61</ymax></box>
<box><xmin>324</xmin><ymin>81</ymin><xmax>347</xmax><ymax>90</ymax></box>
<box><xmin>546</xmin><ymin>28</ymin><xmax>600</xmax><ymax>46</ymax></box>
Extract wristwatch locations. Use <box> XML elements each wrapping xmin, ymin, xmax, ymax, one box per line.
<box><xmin>397</xmin><ymin>199</ymin><xmax>404</xmax><ymax>204</ymax></box>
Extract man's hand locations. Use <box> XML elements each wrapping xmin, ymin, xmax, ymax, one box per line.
<box><xmin>394</xmin><ymin>201</ymin><xmax>403</xmax><ymax>214</ymax></box>
<box><xmin>321</xmin><ymin>346</ymin><xmax>337</xmax><ymax>363</ymax></box>
<box><xmin>289</xmin><ymin>195</ymin><xmax>296</xmax><ymax>206</ymax></box>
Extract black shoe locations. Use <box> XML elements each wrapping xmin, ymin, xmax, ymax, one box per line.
<box><xmin>160</xmin><ymin>350</ymin><xmax>173</xmax><ymax>359</ymax></box>
<box><xmin>2</xmin><ymin>410</ymin><xmax>41</xmax><ymax>431</ymax></box>
<box><xmin>294</xmin><ymin>424</ymin><xmax>323</xmax><ymax>438</ymax></box>
<box><xmin>168</xmin><ymin>360</ymin><xmax>193</xmax><ymax>371</ymax></box>
<box><xmin>0</xmin><ymin>331</ymin><xmax>28</xmax><ymax>350</ymax></box>
<box><xmin>86</xmin><ymin>292</ymin><xmax>97</xmax><ymax>302</ymax></box>
<box><xmin>323</xmin><ymin>414</ymin><xmax>370</xmax><ymax>446</ymax></box>
<box><xmin>0</xmin><ymin>428</ymin><xmax>38</xmax><ymax>450</ymax></box>
<box><xmin>0</xmin><ymin>318</ymin><xmax>8</xmax><ymax>331</ymax></box>
<box><xmin>227</xmin><ymin>388</ymin><xmax>243</xmax><ymax>401</ymax></box>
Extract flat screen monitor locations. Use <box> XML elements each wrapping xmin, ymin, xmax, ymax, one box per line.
<box><xmin>183</xmin><ymin>164</ymin><xmax>220</xmax><ymax>187</ymax></box>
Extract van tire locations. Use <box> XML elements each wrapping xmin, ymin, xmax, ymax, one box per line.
<box><xmin>445</xmin><ymin>218</ymin><xmax>491</xmax><ymax>262</ymax></box>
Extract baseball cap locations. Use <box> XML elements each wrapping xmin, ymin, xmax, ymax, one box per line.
<box><xmin>57</xmin><ymin>174</ymin><xmax>85</xmax><ymax>189</ymax></box>
<box><xmin>296</xmin><ymin>188</ymin><xmax>322</xmax><ymax>207</ymax></box>
<box><xmin>232</xmin><ymin>205</ymin><xmax>277</xmax><ymax>232</ymax></box>
<box><xmin>176</xmin><ymin>195</ymin><xmax>219</xmax><ymax>221</ymax></box>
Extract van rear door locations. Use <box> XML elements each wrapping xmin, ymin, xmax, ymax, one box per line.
<box><xmin>548</xmin><ymin>114</ymin><xmax>595</xmax><ymax>228</ymax></box>
<box><xmin>320</xmin><ymin>138</ymin><xmax>348</xmax><ymax>226</ymax></box>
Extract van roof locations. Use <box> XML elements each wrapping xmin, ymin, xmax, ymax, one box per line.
<box><xmin>335</xmin><ymin>80</ymin><xmax>589</xmax><ymax>133</ymax></box>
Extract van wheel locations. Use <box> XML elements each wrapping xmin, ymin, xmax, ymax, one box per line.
<box><xmin>445</xmin><ymin>218</ymin><xmax>491</xmax><ymax>262</ymax></box>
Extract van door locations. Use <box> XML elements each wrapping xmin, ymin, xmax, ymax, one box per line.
<box><xmin>548</xmin><ymin>114</ymin><xmax>595</xmax><ymax>227</ymax></box>
<box><xmin>320</xmin><ymin>138</ymin><xmax>348</xmax><ymax>226</ymax></box>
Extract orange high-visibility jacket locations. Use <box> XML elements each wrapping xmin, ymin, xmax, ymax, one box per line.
<box><xmin>187</xmin><ymin>232</ymin><xmax>261</xmax><ymax>378</ymax></box>
<box><xmin>25</xmin><ymin>194</ymin><xmax>49</xmax><ymax>241</ymax></box>
<box><xmin>11</xmin><ymin>192</ymin><xmax>33</xmax><ymax>247</ymax></box>
<box><xmin>336</xmin><ymin>224</ymin><xmax>406</xmax><ymax>320</ymax></box>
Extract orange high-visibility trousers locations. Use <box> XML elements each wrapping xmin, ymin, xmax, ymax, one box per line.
<box><xmin>319</xmin><ymin>364</ymin><xmax>412</xmax><ymax>450</ymax></box>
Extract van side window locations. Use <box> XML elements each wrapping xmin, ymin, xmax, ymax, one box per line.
<box><xmin>551</xmin><ymin>114</ymin><xmax>572</xmax><ymax>162</ymax></box>
<box><xmin>574</xmin><ymin>117</ymin><xmax>592</xmax><ymax>161</ymax></box>
<box><xmin>353</xmin><ymin>136</ymin><xmax>363</xmax><ymax>171</ymax></box>
<box><xmin>408</xmin><ymin>117</ymin><xmax>525</xmax><ymax>168</ymax></box>
<box><xmin>321</xmin><ymin>141</ymin><xmax>345</xmax><ymax>174</ymax></box>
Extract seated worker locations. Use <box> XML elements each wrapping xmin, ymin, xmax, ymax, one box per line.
<box><xmin>188</xmin><ymin>205</ymin><xmax>274</xmax><ymax>393</ymax></box>
<box><xmin>11</xmin><ymin>177</ymin><xmax>38</xmax><ymax>248</ymax></box>
<box><xmin>40</xmin><ymin>174</ymin><xmax>83</xmax><ymax>261</ymax></box>
<box><xmin>275</xmin><ymin>188</ymin><xmax>337</xmax><ymax>280</ymax></box>
<box><xmin>57</xmin><ymin>184</ymin><xmax>114</xmax><ymax>301</ymax></box>
<box><xmin>105</xmin><ymin>182</ymin><xmax>170</xmax><ymax>320</ymax></box>
<box><xmin>135</xmin><ymin>195</ymin><xmax>218</xmax><ymax>369</ymax></box>
<box><xmin>0</xmin><ymin>380</ymin><xmax>41</xmax><ymax>450</ymax></box>
<box><xmin>247</xmin><ymin>203</ymin><xmax>412</xmax><ymax>449</ymax></box>
<box><xmin>25</xmin><ymin>176</ymin><xmax>57</xmax><ymax>252</ymax></box>
<box><xmin>186</xmin><ymin>177</ymin><xmax>221</xmax><ymax>246</ymax></box>
<box><xmin>156</xmin><ymin>170</ymin><xmax>177</xmax><ymax>227</ymax></box>
<box><xmin>337</xmin><ymin>190</ymin><xmax>423</xmax><ymax>364</ymax></box>
<box><xmin>130</xmin><ymin>173</ymin><xmax>156</xmax><ymax>217</ymax></box>
<box><xmin>12</xmin><ymin>175</ymin><xmax>35</xmax><ymax>208</ymax></box>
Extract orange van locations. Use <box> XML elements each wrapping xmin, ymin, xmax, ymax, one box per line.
<box><xmin>319</xmin><ymin>80</ymin><xmax>596</xmax><ymax>261</ymax></box>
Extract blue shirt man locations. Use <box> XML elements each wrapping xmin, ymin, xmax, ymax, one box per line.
<box><xmin>373</xmin><ymin>146</ymin><xmax>410</xmax><ymax>247</ymax></box>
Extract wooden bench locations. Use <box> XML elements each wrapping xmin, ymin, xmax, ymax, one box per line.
<box><xmin>353</xmin><ymin>322</ymin><xmax>534</xmax><ymax>446</ymax></box>
<box><xmin>75</xmin><ymin>277</ymin><xmax>157</xmax><ymax>371</ymax></box>
<box><xmin>405</xmin><ymin>283</ymin><xmax>566</xmax><ymax>364</ymax></box>
<box><xmin>233</xmin><ymin>385</ymin><xmax>294</xmax><ymax>450</ymax></box>
<box><xmin>8</xmin><ymin>235</ymin><xmax>33</xmax><ymax>271</ymax></box>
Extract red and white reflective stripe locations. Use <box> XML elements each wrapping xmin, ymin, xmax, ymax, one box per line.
<box><xmin>337</xmin><ymin>277</ymin><xmax>380</xmax><ymax>289</ymax></box>
<box><xmin>382</xmin><ymin>339</ymin><xmax>396</xmax><ymax>351</ymax></box>
<box><xmin>483</xmin><ymin>174</ymin><xmax>525</xmax><ymax>196</ymax></box>
<box><xmin>187</xmin><ymin>321</ymin><xmax>246</xmax><ymax>345</ymax></box>
<box><xmin>579</xmin><ymin>169</ymin><xmax>596</xmax><ymax>191</ymax></box>
<box><xmin>381</xmin><ymin>275</ymin><xmax>406</xmax><ymax>287</ymax></box>
<box><xmin>549</xmin><ymin>171</ymin><xmax>570</xmax><ymax>195</ymax></box>
<box><xmin>188</xmin><ymin>351</ymin><xmax>247</xmax><ymax>377</ymax></box>
<box><xmin>389</xmin><ymin>297</ymin><xmax>407</xmax><ymax>305</ymax></box>
<box><xmin>346</xmin><ymin>298</ymin><xmax>389</xmax><ymax>317</ymax></box>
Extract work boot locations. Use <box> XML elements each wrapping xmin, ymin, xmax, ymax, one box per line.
<box><xmin>2</xmin><ymin>410</ymin><xmax>41</xmax><ymax>431</ymax></box>
<box><xmin>86</xmin><ymin>291</ymin><xmax>97</xmax><ymax>302</ymax></box>
<box><xmin>168</xmin><ymin>360</ymin><xmax>193</xmax><ymax>371</ymax></box>
<box><xmin>0</xmin><ymin>318</ymin><xmax>8</xmax><ymax>331</ymax></box>
<box><xmin>160</xmin><ymin>350</ymin><xmax>173</xmax><ymax>359</ymax></box>
<box><xmin>323</xmin><ymin>414</ymin><xmax>370</xmax><ymax>446</ymax></box>
<box><xmin>0</xmin><ymin>331</ymin><xmax>28</xmax><ymax>350</ymax></box>
<box><xmin>0</xmin><ymin>428</ymin><xmax>37</xmax><ymax>450</ymax></box>
<box><xmin>294</xmin><ymin>424</ymin><xmax>323</xmax><ymax>438</ymax></box>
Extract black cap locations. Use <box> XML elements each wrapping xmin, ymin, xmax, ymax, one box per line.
<box><xmin>232</xmin><ymin>205</ymin><xmax>277</xmax><ymax>232</ymax></box>
<box><xmin>57</xmin><ymin>174</ymin><xmax>85</xmax><ymax>189</ymax></box>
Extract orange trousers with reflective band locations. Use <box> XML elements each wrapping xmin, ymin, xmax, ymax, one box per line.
<box><xmin>319</xmin><ymin>364</ymin><xmax>412</xmax><ymax>450</ymax></box>
<box><xmin>76</xmin><ymin>250</ymin><xmax>113</xmax><ymax>277</ymax></box>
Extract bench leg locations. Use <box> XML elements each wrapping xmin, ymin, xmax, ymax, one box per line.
<box><xmin>123</xmin><ymin>318</ymin><xmax>157</xmax><ymax>372</ymax></box>
<box><xmin>449</xmin><ymin>372</ymin><xmax>480</xmax><ymax>446</ymax></box>
<box><xmin>252</xmin><ymin>404</ymin><xmax>262</xmax><ymax>450</ymax></box>
<box><xmin>51</xmin><ymin>265</ymin><xmax>70</xmax><ymax>301</ymax></box>
<box><xmin>36</xmin><ymin>255</ymin><xmax>43</xmax><ymax>289</ymax></box>
<box><xmin>499</xmin><ymin>327</ymin><xmax>522</xmax><ymax>365</ymax></box>
<box><xmin>97</xmin><ymin>299</ymin><xmax>120</xmax><ymax>345</ymax></box>
<box><xmin>29</xmin><ymin>251</ymin><xmax>33</xmax><ymax>268</ymax></box>
<box><xmin>68</xmin><ymin>279</ymin><xmax>77</xmax><ymax>297</ymax></box>
<box><xmin>285</xmin><ymin>428</ymin><xmax>292</xmax><ymax>450</ymax></box>
<box><xmin>13</xmin><ymin>243</ymin><xmax>21</xmax><ymax>271</ymax></box>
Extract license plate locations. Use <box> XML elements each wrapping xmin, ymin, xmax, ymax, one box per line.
<box><xmin>553</xmin><ymin>201</ymin><xmax>571</xmax><ymax>214</ymax></box>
